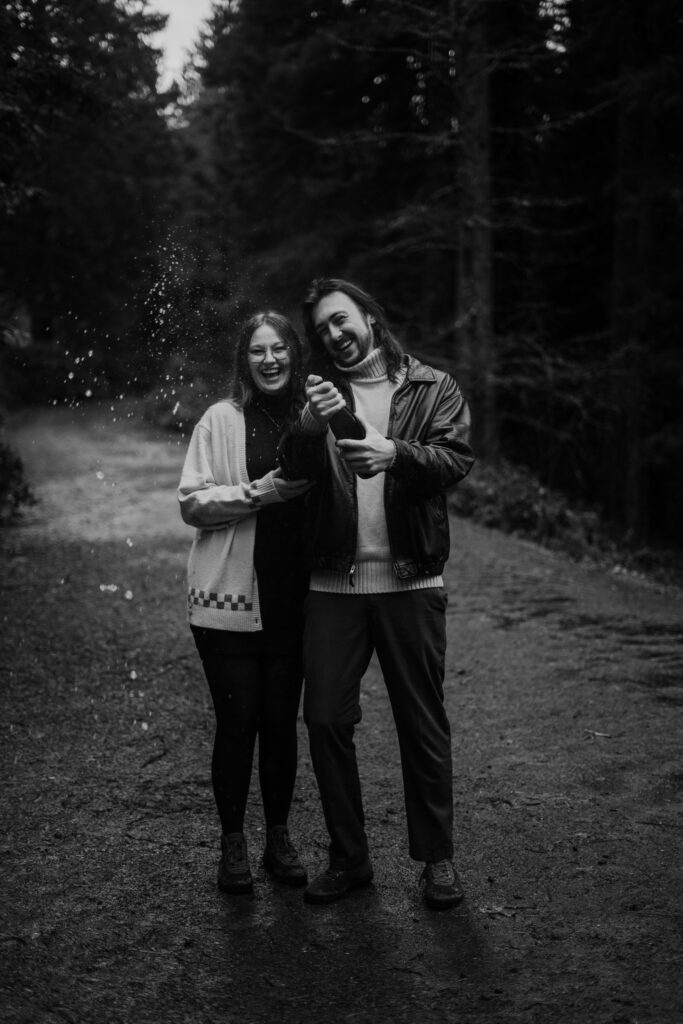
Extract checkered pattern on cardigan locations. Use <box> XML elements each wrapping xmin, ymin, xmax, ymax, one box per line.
<box><xmin>188</xmin><ymin>588</ymin><xmax>253</xmax><ymax>612</ymax></box>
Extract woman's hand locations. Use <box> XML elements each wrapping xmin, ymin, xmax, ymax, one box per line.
<box><xmin>272</xmin><ymin>469</ymin><xmax>315</xmax><ymax>500</ymax></box>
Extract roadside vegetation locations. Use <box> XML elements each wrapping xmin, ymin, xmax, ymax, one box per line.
<box><xmin>0</xmin><ymin>414</ymin><xmax>35</xmax><ymax>525</ymax></box>
<box><xmin>450</xmin><ymin>458</ymin><xmax>683</xmax><ymax>588</ymax></box>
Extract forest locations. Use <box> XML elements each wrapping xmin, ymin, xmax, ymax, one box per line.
<box><xmin>1</xmin><ymin>0</ymin><xmax>682</xmax><ymax>548</ymax></box>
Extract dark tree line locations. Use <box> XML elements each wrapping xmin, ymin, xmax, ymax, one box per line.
<box><xmin>1</xmin><ymin>0</ymin><xmax>682</xmax><ymax>544</ymax></box>
<box><xmin>0</xmin><ymin>0</ymin><xmax>177</xmax><ymax>393</ymax></box>
<box><xmin>178</xmin><ymin>0</ymin><xmax>682</xmax><ymax>542</ymax></box>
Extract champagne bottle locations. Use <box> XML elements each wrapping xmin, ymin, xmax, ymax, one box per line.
<box><xmin>328</xmin><ymin>406</ymin><xmax>366</xmax><ymax>441</ymax></box>
<box><xmin>330</xmin><ymin>407</ymin><xmax>374</xmax><ymax>478</ymax></box>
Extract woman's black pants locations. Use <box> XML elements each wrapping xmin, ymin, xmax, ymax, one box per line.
<box><xmin>191</xmin><ymin>626</ymin><xmax>304</xmax><ymax>835</ymax></box>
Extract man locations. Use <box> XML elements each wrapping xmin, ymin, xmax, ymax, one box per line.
<box><xmin>280</xmin><ymin>278</ymin><xmax>474</xmax><ymax>909</ymax></box>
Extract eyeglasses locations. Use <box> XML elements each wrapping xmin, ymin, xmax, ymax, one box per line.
<box><xmin>247</xmin><ymin>345</ymin><xmax>290</xmax><ymax>363</ymax></box>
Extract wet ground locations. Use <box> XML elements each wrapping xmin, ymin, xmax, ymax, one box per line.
<box><xmin>1</xmin><ymin>402</ymin><xmax>682</xmax><ymax>1024</ymax></box>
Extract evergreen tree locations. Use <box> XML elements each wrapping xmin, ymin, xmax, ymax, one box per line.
<box><xmin>0</xmin><ymin>0</ymin><xmax>178</xmax><ymax>393</ymax></box>
<box><xmin>544</xmin><ymin>0</ymin><xmax>683</xmax><ymax>540</ymax></box>
<box><xmin>180</xmin><ymin>0</ymin><xmax>683</xmax><ymax>543</ymax></box>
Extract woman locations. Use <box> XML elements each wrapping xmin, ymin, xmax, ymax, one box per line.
<box><xmin>178</xmin><ymin>312</ymin><xmax>312</xmax><ymax>894</ymax></box>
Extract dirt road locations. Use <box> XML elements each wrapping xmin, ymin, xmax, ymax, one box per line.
<box><xmin>1</xmin><ymin>401</ymin><xmax>682</xmax><ymax>1024</ymax></box>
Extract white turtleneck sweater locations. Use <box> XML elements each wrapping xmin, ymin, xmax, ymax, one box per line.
<box><xmin>305</xmin><ymin>346</ymin><xmax>443</xmax><ymax>594</ymax></box>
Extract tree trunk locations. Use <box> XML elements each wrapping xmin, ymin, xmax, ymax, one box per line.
<box><xmin>452</xmin><ymin>0</ymin><xmax>498</xmax><ymax>460</ymax></box>
<box><xmin>607</xmin><ymin>11</ymin><xmax>651</xmax><ymax>539</ymax></box>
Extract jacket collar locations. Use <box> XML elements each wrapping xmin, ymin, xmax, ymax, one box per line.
<box><xmin>403</xmin><ymin>354</ymin><xmax>437</xmax><ymax>383</ymax></box>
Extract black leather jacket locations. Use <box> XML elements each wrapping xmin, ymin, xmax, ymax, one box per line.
<box><xmin>279</xmin><ymin>354</ymin><xmax>475</xmax><ymax>582</ymax></box>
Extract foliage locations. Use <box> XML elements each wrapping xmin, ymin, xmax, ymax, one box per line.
<box><xmin>181</xmin><ymin>0</ymin><xmax>683</xmax><ymax>546</ymax></box>
<box><xmin>0</xmin><ymin>0</ymin><xmax>179</xmax><ymax>391</ymax></box>
<box><xmin>450</xmin><ymin>457</ymin><xmax>605</xmax><ymax>555</ymax></box>
<box><xmin>523</xmin><ymin>0</ymin><xmax>683</xmax><ymax>542</ymax></box>
<box><xmin>192</xmin><ymin>0</ymin><xmax>462</xmax><ymax>309</ymax></box>
<box><xmin>450</xmin><ymin>457</ymin><xmax>683</xmax><ymax>587</ymax></box>
<box><xmin>2</xmin><ymin>0</ymin><xmax>682</xmax><ymax>549</ymax></box>
<box><xmin>0</xmin><ymin>421</ymin><xmax>36</xmax><ymax>525</ymax></box>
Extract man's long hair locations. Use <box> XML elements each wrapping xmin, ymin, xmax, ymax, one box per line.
<box><xmin>302</xmin><ymin>278</ymin><xmax>404</xmax><ymax>381</ymax></box>
<box><xmin>230</xmin><ymin>311</ymin><xmax>306</xmax><ymax>418</ymax></box>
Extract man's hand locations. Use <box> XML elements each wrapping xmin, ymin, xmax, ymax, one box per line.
<box><xmin>336</xmin><ymin>420</ymin><xmax>396</xmax><ymax>478</ymax></box>
<box><xmin>305</xmin><ymin>374</ymin><xmax>347</xmax><ymax>426</ymax></box>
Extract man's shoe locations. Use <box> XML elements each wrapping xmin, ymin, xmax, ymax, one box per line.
<box><xmin>420</xmin><ymin>859</ymin><xmax>464</xmax><ymax>909</ymax></box>
<box><xmin>217</xmin><ymin>832</ymin><xmax>253</xmax><ymax>894</ymax></box>
<box><xmin>263</xmin><ymin>826</ymin><xmax>308</xmax><ymax>887</ymax></box>
<box><xmin>304</xmin><ymin>861</ymin><xmax>373</xmax><ymax>905</ymax></box>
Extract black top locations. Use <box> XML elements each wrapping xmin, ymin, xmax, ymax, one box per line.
<box><xmin>244</xmin><ymin>394</ymin><xmax>309</xmax><ymax>646</ymax></box>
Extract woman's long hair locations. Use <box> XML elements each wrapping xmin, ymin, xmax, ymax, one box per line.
<box><xmin>301</xmin><ymin>278</ymin><xmax>404</xmax><ymax>381</ymax></box>
<box><xmin>230</xmin><ymin>312</ymin><xmax>307</xmax><ymax>419</ymax></box>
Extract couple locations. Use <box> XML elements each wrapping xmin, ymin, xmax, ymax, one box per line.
<box><xmin>178</xmin><ymin>277</ymin><xmax>474</xmax><ymax>910</ymax></box>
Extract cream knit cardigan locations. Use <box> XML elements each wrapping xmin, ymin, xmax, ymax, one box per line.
<box><xmin>178</xmin><ymin>399</ymin><xmax>285</xmax><ymax>631</ymax></box>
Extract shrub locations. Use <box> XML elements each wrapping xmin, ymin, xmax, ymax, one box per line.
<box><xmin>0</xmin><ymin>435</ymin><xmax>37</xmax><ymax>525</ymax></box>
<box><xmin>450</xmin><ymin>458</ymin><xmax>610</xmax><ymax>559</ymax></box>
<box><xmin>450</xmin><ymin>458</ymin><xmax>683</xmax><ymax>586</ymax></box>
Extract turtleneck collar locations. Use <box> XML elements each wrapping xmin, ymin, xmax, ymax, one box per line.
<box><xmin>251</xmin><ymin>388</ymin><xmax>291</xmax><ymax>416</ymax></box>
<box><xmin>335</xmin><ymin>346</ymin><xmax>388</xmax><ymax>381</ymax></box>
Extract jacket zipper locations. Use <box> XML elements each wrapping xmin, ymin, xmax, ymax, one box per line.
<box><xmin>341</xmin><ymin>378</ymin><xmax>359</xmax><ymax>588</ymax></box>
<box><xmin>385</xmin><ymin>374</ymin><xmax>409</xmax><ymax>574</ymax></box>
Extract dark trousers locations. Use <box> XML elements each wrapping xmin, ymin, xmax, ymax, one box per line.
<box><xmin>191</xmin><ymin>626</ymin><xmax>304</xmax><ymax>835</ymax></box>
<box><xmin>303</xmin><ymin>588</ymin><xmax>454</xmax><ymax>868</ymax></box>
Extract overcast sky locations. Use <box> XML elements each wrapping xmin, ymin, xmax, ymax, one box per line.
<box><xmin>146</xmin><ymin>0</ymin><xmax>214</xmax><ymax>85</ymax></box>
